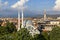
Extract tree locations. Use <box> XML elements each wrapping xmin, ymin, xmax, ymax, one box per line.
<box><xmin>17</xmin><ymin>28</ymin><xmax>33</xmax><ymax>40</ymax></box>
<box><xmin>50</xmin><ymin>27</ymin><xmax>60</xmax><ymax>40</ymax></box>
<box><xmin>0</xmin><ymin>26</ymin><xmax>8</xmax><ymax>36</ymax></box>
<box><xmin>0</xmin><ymin>21</ymin><xmax>17</xmax><ymax>40</ymax></box>
<box><xmin>5</xmin><ymin>22</ymin><xmax>17</xmax><ymax>33</ymax></box>
<box><xmin>42</xmin><ymin>32</ymin><xmax>49</xmax><ymax>40</ymax></box>
<box><xmin>0</xmin><ymin>28</ymin><xmax>33</xmax><ymax>40</ymax></box>
<box><xmin>33</xmin><ymin>34</ymin><xmax>46</xmax><ymax>40</ymax></box>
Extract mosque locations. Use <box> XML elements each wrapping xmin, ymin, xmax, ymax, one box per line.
<box><xmin>23</xmin><ymin>20</ymin><xmax>40</xmax><ymax>36</ymax></box>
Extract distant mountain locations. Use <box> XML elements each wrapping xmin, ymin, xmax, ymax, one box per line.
<box><xmin>0</xmin><ymin>9</ymin><xmax>60</xmax><ymax>18</ymax></box>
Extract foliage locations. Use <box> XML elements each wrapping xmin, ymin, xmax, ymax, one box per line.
<box><xmin>17</xmin><ymin>28</ymin><xmax>33</xmax><ymax>40</ymax></box>
<box><xmin>42</xmin><ymin>32</ymin><xmax>49</xmax><ymax>40</ymax></box>
<box><xmin>33</xmin><ymin>34</ymin><xmax>46</xmax><ymax>40</ymax></box>
<box><xmin>5</xmin><ymin>22</ymin><xmax>17</xmax><ymax>33</ymax></box>
<box><xmin>0</xmin><ymin>27</ymin><xmax>33</xmax><ymax>40</ymax></box>
<box><xmin>0</xmin><ymin>22</ymin><xmax>17</xmax><ymax>40</ymax></box>
<box><xmin>0</xmin><ymin>26</ymin><xmax>8</xmax><ymax>36</ymax></box>
<box><xmin>50</xmin><ymin>27</ymin><xmax>60</xmax><ymax>40</ymax></box>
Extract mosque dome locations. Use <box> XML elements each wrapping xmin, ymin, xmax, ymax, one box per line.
<box><xmin>23</xmin><ymin>20</ymin><xmax>33</xmax><ymax>27</ymax></box>
<box><xmin>26</xmin><ymin>20</ymin><xmax>33</xmax><ymax>25</ymax></box>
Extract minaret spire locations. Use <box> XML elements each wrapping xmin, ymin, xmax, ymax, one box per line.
<box><xmin>21</xmin><ymin>8</ymin><xmax>24</xmax><ymax>28</ymax></box>
<box><xmin>17</xmin><ymin>8</ymin><xmax>20</xmax><ymax>31</ymax></box>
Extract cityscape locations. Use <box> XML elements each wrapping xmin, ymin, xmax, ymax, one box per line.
<box><xmin>0</xmin><ymin>0</ymin><xmax>60</xmax><ymax>40</ymax></box>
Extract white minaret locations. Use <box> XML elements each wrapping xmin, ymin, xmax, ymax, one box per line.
<box><xmin>17</xmin><ymin>8</ymin><xmax>20</xmax><ymax>31</ymax></box>
<box><xmin>21</xmin><ymin>9</ymin><xmax>24</xmax><ymax>28</ymax></box>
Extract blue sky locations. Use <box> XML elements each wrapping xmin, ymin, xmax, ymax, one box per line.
<box><xmin>27</xmin><ymin>0</ymin><xmax>55</xmax><ymax>10</ymax></box>
<box><xmin>0</xmin><ymin>0</ymin><xmax>60</xmax><ymax>17</ymax></box>
<box><xmin>1</xmin><ymin>0</ymin><xmax>56</xmax><ymax>10</ymax></box>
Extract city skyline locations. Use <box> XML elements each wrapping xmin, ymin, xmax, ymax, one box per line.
<box><xmin>0</xmin><ymin>0</ymin><xmax>60</xmax><ymax>40</ymax></box>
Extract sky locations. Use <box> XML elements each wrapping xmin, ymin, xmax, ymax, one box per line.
<box><xmin>0</xmin><ymin>0</ymin><xmax>60</xmax><ymax>17</ymax></box>
<box><xmin>0</xmin><ymin>0</ymin><xmax>56</xmax><ymax>10</ymax></box>
<box><xmin>0</xmin><ymin>0</ymin><xmax>60</xmax><ymax>10</ymax></box>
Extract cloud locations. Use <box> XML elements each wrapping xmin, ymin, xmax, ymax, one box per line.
<box><xmin>4</xmin><ymin>1</ymin><xmax>8</xmax><ymax>5</ymax></box>
<box><xmin>0</xmin><ymin>0</ymin><xmax>8</xmax><ymax>9</ymax></box>
<box><xmin>53</xmin><ymin>0</ymin><xmax>60</xmax><ymax>11</ymax></box>
<box><xmin>11</xmin><ymin>0</ymin><xmax>29</xmax><ymax>8</ymax></box>
<box><xmin>0</xmin><ymin>0</ymin><xmax>3</xmax><ymax>7</ymax></box>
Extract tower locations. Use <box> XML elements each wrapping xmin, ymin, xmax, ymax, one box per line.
<box><xmin>44</xmin><ymin>9</ymin><xmax>46</xmax><ymax>21</ymax></box>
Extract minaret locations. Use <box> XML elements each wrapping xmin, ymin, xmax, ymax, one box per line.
<box><xmin>17</xmin><ymin>9</ymin><xmax>20</xmax><ymax>31</ymax></box>
<box><xmin>44</xmin><ymin>9</ymin><xmax>46</xmax><ymax>21</ymax></box>
<box><xmin>21</xmin><ymin>9</ymin><xmax>24</xmax><ymax>28</ymax></box>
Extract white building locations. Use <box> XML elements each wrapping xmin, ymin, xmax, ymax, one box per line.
<box><xmin>50</xmin><ymin>20</ymin><xmax>60</xmax><ymax>25</ymax></box>
<box><xmin>57</xmin><ymin>17</ymin><xmax>60</xmax><ymax>19</ymax></box>
<box><xmin>23</xmin><ymin>20</ymin><xmax>40</xmax><ymax>36</ymax></box>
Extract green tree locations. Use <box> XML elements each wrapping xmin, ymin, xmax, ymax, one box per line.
<box><xmin>17</xmin><ymin>28</ymin><xmax>33</xmax><ymax>40</ymax></box>
<box><xmin>0</xmin><ymin>26</ymin><xmax>8</xmax><ymax>36</ymax></box>
<box><xmin>0</xmin><ymin>28</ymin><xmax>33</xmax><ymax>40</ymax></box>
<box><xmin>6</xmin><ymin>22</ymin><xmax>17</xmax><ymax>33</ymax></box>
<box><xmin>0</xmin><ymin>21</ymin><xmax>17</xmax><ymax>40</ymax></box>
<box><xmin>33</xmin><ymin>34</ymin><xmax>46</xmax><ymax>40</ymax></box>
<box><xmin>42</xmin><ymin>32</ymin><xmax>48</xmax><ymax>40</ymax></box>
<box><xmin>50</xmin><ymin>27</ymin><xmax>60</xmax><ymax>40</ymax></box>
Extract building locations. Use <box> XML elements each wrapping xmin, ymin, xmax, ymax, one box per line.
<box><xmin>38</xmin><ymin>20</ymin><xmax>60</xmax><ymax>31</ymax></box>
<box><xmin>23</xmin><ymin>20</ymin><xmax>40</xmax><ymax>36</ymax></box>
<box><xmin>57</xmin><ymin>17</ymin><xmax>60</xmax><ymax>19</ymax></box>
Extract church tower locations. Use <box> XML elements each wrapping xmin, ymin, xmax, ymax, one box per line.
<box><xmin>44</xmin><ymin>9</ymin><xmax>47</xmax><ymax>21</ymax></box>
